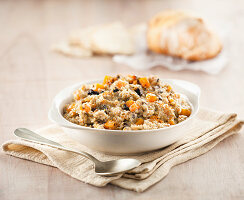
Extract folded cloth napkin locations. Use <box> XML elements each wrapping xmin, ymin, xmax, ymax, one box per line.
<box><xmin>2</xmin><ymin>108</ymin><xmax>243</xmax><ymax>192</ymax></box>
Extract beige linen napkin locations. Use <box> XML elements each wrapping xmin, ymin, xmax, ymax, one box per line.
<box><xmin>2</xmin><ymin>108</ymin><xmax>243</xmax><ymax>192</ymax></box>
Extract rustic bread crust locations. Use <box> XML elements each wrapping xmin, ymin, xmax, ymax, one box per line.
<box><xmin>147</xmin><ymin>10</ymin><xmax>222</xmax><ymax>61</ymax></box>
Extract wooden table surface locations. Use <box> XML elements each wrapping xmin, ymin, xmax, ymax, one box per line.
<box><xmin>0</xmin><ymin>0</ymin><xmax>244</xmax><ymax>199</ymax></box>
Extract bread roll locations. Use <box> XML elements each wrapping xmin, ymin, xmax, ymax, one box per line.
<box><xmin>147</xmin><ymin>10</ymin><xmax>222</xmax><ymax>61</ymax></box>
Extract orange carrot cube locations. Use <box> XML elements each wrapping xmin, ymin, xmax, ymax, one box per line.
<box><xmin>116</xmin><ymin>80</ymin><xmax>126</xmax><ymax>89</ymax></box>
<box><xmin>128</xmin><ymin>75</ymin><xmax>137</xmax><ymax>80</ymax></box>
<box><xmin>146</xmin><ymin>93</ymin><xmax>157</xmax><ymax>102</ymax></box>
<box><xmin>139</xmin><ymin>77</ymin><xmax>150</xmax><ymax>88</ymax></box>
<box><xmin>84</xmin><ymin>104</ymin><xmax>91</xmax><ymax>113</ymax></box>
<box><xmin>94</xmin><ymin>83</ymin><xmax>104</xmax><ymax>91</ymax></box>
<box><xmin>166</xmin><ymin>85</ymin><xmax>172</xmax><ymax>92</ymax></box>
<box><xmin>129</xmin><ymin>103</ymin><xmax>140</xmax><ymax>112</ymax></box>
<box><xmin>168</xmin><ymin>119</ymin><xmax>175</xmax><ymax>125</ymax></box>
<box><xmin>126</xmin><ymin>100</ymin><xmax>134</xmax><ymax>108</ymax></box>
<box><xmin>149</xmin><ymin>115</ymin><xmax>158</xmax><ymax>121</ymax></box>
<box><xmin>104</xmin><ymin>120</ymin><xmax>116</xmax><ymax>129</ymax></box>
<box><xmin>180</xmin><ymin>108</ymin><xmax>191</xmax><ymax>116</ymax></box>
<box><xmin>135</xmin><ymin>118</ymin><xmax>144</xmax><ymax>125</ymax></box>
<box><xmin>103</xmin><ymin>76</ymin><xmax>114</xmax><ymax>85</ymax></box>
<box><xmin>128</xmin><ymin>75</ymin><xmax>137</xmax><ymax>83</ymax></box>
<box><xmin>78</xmin><ymin>105</ymin><xmax>83</xmax><ymax>111</ymax></box>
<box><xmin>168</xmin><ymin>97</ymin><xmax>176</xmax><ymax>105</ymax></box>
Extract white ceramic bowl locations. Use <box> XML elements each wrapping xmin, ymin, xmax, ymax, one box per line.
<box><xmin>48</xmin><ymin>79</ymin><xmax>200</xmax><ymax>155</ymax></box>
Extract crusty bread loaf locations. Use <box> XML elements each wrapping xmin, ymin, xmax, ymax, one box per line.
<box><xmin>147</xmin><ymin>10</ymin><xmax>222</xmax><ymax>61</ymax></box>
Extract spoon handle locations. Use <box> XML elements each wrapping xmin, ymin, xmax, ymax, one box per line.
<box><xmin>14</xmin><ymin>128</ymin><xmax>99</xmax><ymax>163</ymax></box>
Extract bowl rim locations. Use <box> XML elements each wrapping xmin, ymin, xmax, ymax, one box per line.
<box><xmin>49</xmin><ymin>78</ymin><xmax>200</xmax><ymax>134</ymax></box>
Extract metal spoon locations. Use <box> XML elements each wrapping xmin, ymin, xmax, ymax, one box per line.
<box><xmin>14</xmin><ymin>128</ymin><xmax>141</xmax><ymax>176</ymax></box>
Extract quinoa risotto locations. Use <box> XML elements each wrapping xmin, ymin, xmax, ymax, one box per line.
<box><xmin>63</xmin><ymin>75</ymin><xmax>192</xmax><ymax>130</ymax></box>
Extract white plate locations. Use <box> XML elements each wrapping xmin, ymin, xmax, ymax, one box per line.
<box><xmin>48</xmin><ymin>79</ymin><xmax>200</xmax><ymax>155</ymax></box>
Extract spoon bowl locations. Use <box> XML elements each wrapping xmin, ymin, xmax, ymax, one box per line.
<box><xmin>95</xmin><ymin>158</ymin><xmax>141</xmax><ymax>176</ymax></box>
<box><xmin>14</xmin><ymin>128</ymin><xmax>141</xmax><ymax>176</ymax></box>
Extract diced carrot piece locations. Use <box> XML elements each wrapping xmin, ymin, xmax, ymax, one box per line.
<box><xmin>149</xmin><ymin>115</ymin><xmax>164</xmax><ymax>123</ymax></box>
<box><xmin>73</xmin><ymin>90</ymin><xmax>81</xmax><ymax>100</ymax></box>
<box><xmin>180</xmin><ymin>108</ymin><xmax>191</xmax><ymax>117</ymax></box>
<box><xmin>135</xmin><ymin>118</ymin><xmax>144</xmax><ymax>125</ymax></box>
<box><xmin>126</xmin><ymin>100</ymin><xmax>134</xmax><ymax>108</ymax></box>
<box><xmin>158</xmin><ymin>119</ymin><xmax>163</xmax><ymax>123</ymax></box>
<box><xmin>78</xmin><ymin>105</ymin><xmax>83</xmax><ymax>111</ymax></box>
<box><xmin>116</xmin><ymin>80</ymin><xmax>126</xmax><ymax>89</ymax></box>
<box><xmin>139</xmin><ymin>77</ymin><xmax>150</xmax><ymax>88</ymax></box>
<box><xmin>94</xmin><ymin>83</ymin><xmax>104</xmax><ymax>91</ymax></box>
<box><xmin>149</xmin><ymin>115</ymin><xmax>158</xmax><ymax>121</ymax></box>
<box><xmin>128</xmin><ymin>75</ymin><xmax>137</xmax><ymax>83</ymax></box>
<box><xmin>168</xmin><ymin>97</ymin><xmax>176</xmax><ymax>105</ymax></box>
<box><xmin>66</xmin><ymin>106</ymin><xmax>71</xmax><ymax>112</ymax></box>
<box><xmin>104</xmin><ymin>120</ymin><xmax>116</xmax><ymax>129</ymax></box>
<box><xmin>166</xmin><ymin>85</ymin><xmax>172</xmax><ymax>92</ymax></box>
<box><xmin>168</xmin><ymin>119</ymin><xmax>175</xmax><ymax>125</ymax></box>
<box><xmin>129</xmin><ymin>103</ymin><xmax>140</xmax><ymax>112</ymax></box>
<box><xmin>146</xmin><ymin>93</ymin><xmax>157</xmax><ymax>102</ymax></box>
<box><xmin>128</xmin><ymin>75</ymin><xmax>137</xmax><ymax>80</ymax></box>
<box><xmin>84</xmin><ymin>104</ymin><xmax>91</xmax><ymax>113</ymax></box>
<box><xmin>103</xmin><ymin>76</ymin><xmax>114</xmax><ymax>85</ymax></box>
